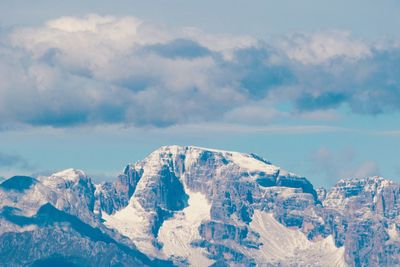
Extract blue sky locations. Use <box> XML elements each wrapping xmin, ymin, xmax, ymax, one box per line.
<box><xmin>0</xmin><ymin>1</ymin><xmax>399</xmax><ymax>187</ymax></box>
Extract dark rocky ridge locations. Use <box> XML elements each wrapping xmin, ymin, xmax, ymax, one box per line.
<box><xmin>0</xmin><ymin>176</ymin><xmax>38</xmax><ymax>192</ymax></box>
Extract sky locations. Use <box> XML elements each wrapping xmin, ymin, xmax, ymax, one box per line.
<box><xmin>0</xmin><ymin>0</ymin><xmax>400</xmax><ymax>187</ymax></box>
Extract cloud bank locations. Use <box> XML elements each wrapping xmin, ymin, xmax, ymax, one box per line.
<box><xmin>0</xmin><ymin>14</ymin><xmax>399</xmax><ymax>128</ymax></box>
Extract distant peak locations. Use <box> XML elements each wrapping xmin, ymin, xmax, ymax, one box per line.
<box><xmin>51</xmin><ymin>168</ymin><xmax>88</xmax><ymax>182</ymax></box>
<box><xmin>337</xmin><ymin>176</ymin><xmax>394</xmax><ymax>186</ymax></box>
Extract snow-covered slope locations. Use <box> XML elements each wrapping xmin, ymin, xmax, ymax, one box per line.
<box><xmin>248</xmin><ymin>210</ymin><xmax>346</xmax><ymax>266</ymax></box>
<box><xmin>157</xmin><ymin>187</ymin><xmax>213</xmax><ymax>266</ymax></box>
<box><xmin>102</xmin><ymin>198</ymin><xmax>156</xmax><ymax>255</ymax></box>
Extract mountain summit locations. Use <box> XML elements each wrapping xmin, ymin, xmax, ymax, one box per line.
<box><xmin>0</xmin><ymin>146</ymin><xmax>399</xmax><ymax>266</ymax></box>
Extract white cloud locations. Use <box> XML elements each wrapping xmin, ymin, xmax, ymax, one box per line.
<box><xmin>11</xmin><ymin>15</ymin><xmax>148</xmax><ymax>74</ymax></box>
<box><xmin>0</xmin><ymin>14</ymin><xmax>399</xmax><ymax>129</ymax></box>
<box><xmin>181</xmin><ymin>27</ymin><xmax>257</xmax><ymax>60</ymax></box>
<box><xmin>277</xmin><ymin>31</ymin><xmax>371</xmax><ymax>64</ymax></box>
<box><xmin>2</xmin><ymin>15</ymin><xmax>256</xmax><ymax>127</ymax></box>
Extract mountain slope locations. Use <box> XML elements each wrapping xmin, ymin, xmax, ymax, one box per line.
<box><xmin>0</xmin><ymin>145</ymin><xmax>399</xmax><ymax>266</ymax></box>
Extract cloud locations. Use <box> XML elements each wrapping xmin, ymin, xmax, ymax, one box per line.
<box><xmin>291</xmin><ymin>46</ymin><xmax>400</xmax><ymax>115</ymax></box>
<box><xmin>309</xmin><ymin>147</ymin><xmax>380</xmax><ymax>185</ymax></box>
<box><xmin>1</xmin><ymin>15</ymin><xmax>255</xmax><ymax>127</ymax></box>
<box><xmin>0</xmin><ymin>14</ymin><xmax>399</xmax><ymax>128</ymax></box>
<box><xmin>296</xmin><ymin>92</ymin><xmax>346</xmax><ymax>111</ymax></box>
<box><xmin>0</xmin><ymin>152</ymin><xmax>34</xmax><ymax>170</ymax></box>
<box><xmin>277</xmin><ymin>31</ymin><xmax>371</xmax><ymax>65</ymax></box>
<box><xmin>348</xmin><ymin>161</ymin><xmax>380</xmax><ymax>179</ymax></box>
<box><xmin>143</xmin><ymin>38</ymin><xmax>212</xmax><ymax>59</ymax></box>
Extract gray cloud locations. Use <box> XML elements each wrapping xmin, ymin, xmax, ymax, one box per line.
<box><xmin>291</xmin><ymin>47</ymin><xmax>400</xmax><ymax>115</ymax></box>
<box><xmin>143</xmin><ymin>38</ymin><xmax>212</xmax><ymax>59</ymax></box>
<box><xmin>309</xmin><ymin>147</ymin><xmax>380</xmax><ymax>186</ymax></box>
<box><xmin>296</xmin><ymin>92</ymin><xmax>346</xmax><ymax>111</ymax></box>
<box><xmin>0</xmin><ymin>15</ymin><xmax>399</xmax><ymax>128</ymax></box>
<box><xmin>0</xmin><ymin>152</ymin><xmax>33</xmax><ymax>170</ymax></box>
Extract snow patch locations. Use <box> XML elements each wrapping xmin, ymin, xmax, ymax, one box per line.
<box><xmin>248</xmin><ymin>210</ymin><xmax>347</xmax><ymax>267</ymax></box>
<box><xmin>51</xmin><ymin>168</ymin><xmax>87</xmax><ymax>182</ymax></box>
<box><xmin>388</xmin><ymin>224</ymin><xmax>399</xmax><ymax>241</ymax></box>
<box><xmin>158</xmin><ymin>187</ymin><xmax>213</xmax><ymax>266</ymax></box>
<box><xmin>228</xmin><ymin>152</ymin><xmax>278</xmax><ymax>174</ymax></box>
<box><xmin>188</xmin><ymin>146</ymin><xmax>278</xmax><ymax>175</ymax></box>
<box><xmin>40</xmin><ymin>169</ymin><xmax>88</xmax><ymax>190</ymax></box>
<box><xmin>102</xmin><ymin>198</ymin><xmax>157</xmax><ymax>256</ymax></box>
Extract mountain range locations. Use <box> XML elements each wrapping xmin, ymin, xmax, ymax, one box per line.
<box><xmin>0</xmin><ymin>145</ymin><xmax>399</xmax><ymax>266</ymax></box>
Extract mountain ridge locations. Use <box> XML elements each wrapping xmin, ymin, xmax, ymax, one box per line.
<box><xmin>0</xmin><ymin>145</ymin><xmax>399</xmax><ymax>266</ymax></box>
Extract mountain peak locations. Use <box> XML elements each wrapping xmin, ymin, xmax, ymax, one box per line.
<box><xmin>50</xmin><ymin>168</ymin><xmax>88</xmax><ymax>182</ymax></box>
<box><xmin>146</xmin><ymin>145</ymin><xmax>279</xmax><ymax>175</ymax></box>
<box><xmin>38</xmin><ymin>168</ymin><xmax>90</xmax><ymax>189</ymax></box>
<box><xmin>1</xmin><ymin>147</ymin><xmax>398</xmax><ymax>266</ymax></box>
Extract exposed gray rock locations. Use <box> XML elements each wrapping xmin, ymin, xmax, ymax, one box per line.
<box><xmin>317</xmin><ymin>187</ymin><xmax>327</xmax><ymax>203</ymax></box>
<box><xmin>94</xmin><ymin>166</ymin><xmax>144</xmax><ymax>216</ymax></box>
<box><xmin>323</xmin><ymin>177</ymin><xmax>400</xmax><ymax>266</ymax></box>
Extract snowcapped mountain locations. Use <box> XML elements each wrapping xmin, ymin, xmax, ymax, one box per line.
<box><xmin>0</xmin><ymin>146</ymin><xmax>399</xmax><ymax>266</ymax></box>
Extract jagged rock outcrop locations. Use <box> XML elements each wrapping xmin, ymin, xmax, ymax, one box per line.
<box><xmin>95</xmin><ymin>165</ymin><xmax>144</xmax><ymax>216</ymax></box>
<box><xmin>323</xmin><ymin>177</ymin><xmax>400</xmax><ymax>266</ymax></box>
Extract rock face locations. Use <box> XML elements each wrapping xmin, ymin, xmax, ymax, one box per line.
<box><xmin>0</xmin><ymin>145</ymin><xmax>399</xmax><ymax>267</ymax></box>
<box><xmin>323</xmin><ymin>177</ymin><xmax>400</xmax><ymax>266</ymax></box>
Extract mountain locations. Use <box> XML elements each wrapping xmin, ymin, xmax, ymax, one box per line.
<box><xmin>0</xmin><ymin>146</ymin><xmax>399</xmax><ymax>267</ymax></box>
